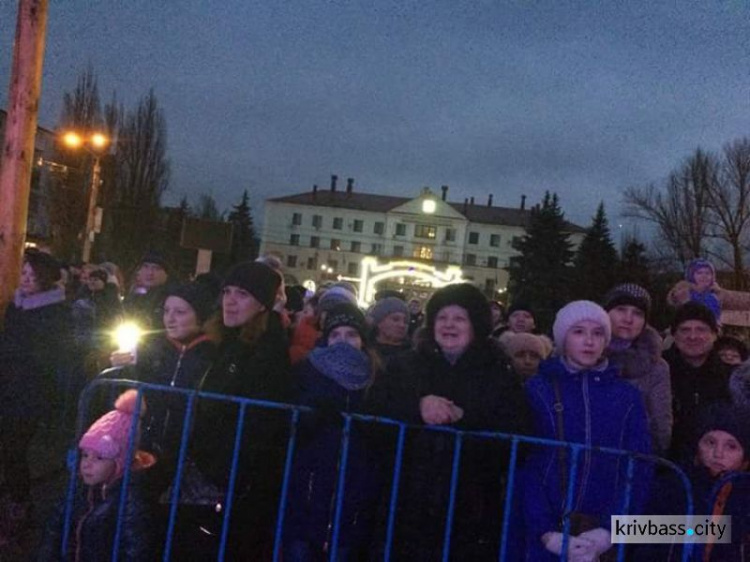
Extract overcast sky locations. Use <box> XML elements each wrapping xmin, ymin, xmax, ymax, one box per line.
<box><xmin>1</xmin><ymin>1</ymin><xmax>747</xmax><ymax>235</ymax></box>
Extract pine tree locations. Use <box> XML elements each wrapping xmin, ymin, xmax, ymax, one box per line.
<box><xmin>508</xmin><ymin>192</ymin><xmax>574</xmax><ymax>331</ymax></box>
<box><xmin>571</xmin><ymin>202</ymin><xmax>618</xmax><ymax>301</ymax></box>
<box><xmin>616</xmin><ymin>235</ymin><xmax>651</xmax><ymax>288</ymax></box>
<box><xmin>227</xmin><ymin>190</ymin><xmax>258</xmax><ymax>264</ymax></box>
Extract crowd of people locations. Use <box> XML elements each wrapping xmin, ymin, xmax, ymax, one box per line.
<box><xmin>0</xmin><ymin>249</ymin><xmax>749</xmax><ymax>560</ymax></box>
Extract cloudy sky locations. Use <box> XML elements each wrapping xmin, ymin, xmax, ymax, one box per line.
<box><xmin>1</xmin><ymin>1</ymin><xmax>747</xmax><ymax>233</ymax></box>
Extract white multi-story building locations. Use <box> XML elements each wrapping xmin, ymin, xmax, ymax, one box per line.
<box><xmin>260</xmin><ymin>177</ymin><xmax>584</xmax><ymax>304</ymax></box>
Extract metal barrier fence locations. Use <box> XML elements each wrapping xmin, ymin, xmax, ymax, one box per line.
<box><xmin>58</xmin><ymin>377</ymin><xmax>696</xmax><ymax>562</ymax></box>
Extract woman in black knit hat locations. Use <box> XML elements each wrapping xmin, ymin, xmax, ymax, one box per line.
<box><xmin>369</xmin><ymin>283</ymin><xmax>528</xmax><ymax>560</ymax></box>
<box><xmin>188</xmin><ymin>261</ymin><xmax>292</xmax><ymax>559</ymax></box>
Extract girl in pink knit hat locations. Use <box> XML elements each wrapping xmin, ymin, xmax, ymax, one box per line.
<box><xmin>37</xmin><ymin>390</ymin><xmax>157</xmax><ymax>561</ymax></box>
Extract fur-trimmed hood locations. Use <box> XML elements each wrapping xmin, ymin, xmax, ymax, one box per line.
<box><xmin>606</xmin><ymin>325</ymin><xmax>663</xmax><ymax>380</ymax></box>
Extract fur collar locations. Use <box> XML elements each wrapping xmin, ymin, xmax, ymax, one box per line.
<box><xmin>13</xmin><ymin>286</ymin><xmax>66</xmax><ymax>311</ymax></box>
<box><xmin>606</xmin><ymin>325</ymin><xmax>663</xmax><ymax>380</ymax></box>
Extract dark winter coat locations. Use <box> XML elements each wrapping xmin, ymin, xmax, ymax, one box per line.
<box><xmin>663</xmin><ymin>348</ymin><xmax>732</xmax><ymax>460</ymax></box>
<box><xmin>637</xmin><ymin>465</ymin><xmax>750</xmax><ymax>561</ymax></box>
<box><xmin>0</xmin><ymin>288</ymin><xmax>73</xmax><ymax>419</ymax></box>
<box><xmin>37</xmin><ymin>461</ymin><xmax>156</xmax><ymax>562</ymax></box>
<box><xmin>190</xmin><ymin>311</ymin><xmax>291</xmax><ymax>489</ymax></box>
<box><xmin>729</xmin><ymin>360</ymin><xmax>750</xmax><ymax>410</ymax></box>
<box><xmin>368</xmin><ymin>339</ymin><xmax>529</xmax><ymax>560</ymax></box>
<box><xmin>284</xmin><ymin>347</ymin><xmax>382</xmax><ymax>554</ymax></box>
<box><xmin>607</xmin><ymin>326</ymin><xmax>673</xmax><ymax>455</ymax></box>
<box><xmin>520</xmin><ymin>357</ymin><xmax>652</xmax><ymax>561</ymax></box>
<box><xmin>123</xmin><ymin>335</ymin><xmax>217</xmax><ymax>461</ymax></box>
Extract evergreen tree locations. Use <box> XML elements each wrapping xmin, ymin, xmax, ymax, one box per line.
<box><xmin>508</xmin><ymin>192</ymin><xmax>574</xmax><ymax>331</ymax></box>
<box><xmin>571</xmin><ymin>202</ymin><xmax>618</xmax><ymax>301</ymax></box>
<box><xmin>616</xmin><ymin>235</ymin><xmax>651</xmax><ymax>288</ymax></box>
<box><xmin>227</xmin><ymin>190</ymin><xmax>258</xmax><ymax>264</ymax></box>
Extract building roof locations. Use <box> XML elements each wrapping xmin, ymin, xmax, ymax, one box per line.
<box><xmin>268</xmin><ymin>189</ymin><xmax>585</xmax><ymax>232</ymax></box>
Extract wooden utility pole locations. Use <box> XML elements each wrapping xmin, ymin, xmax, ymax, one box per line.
<box><xmin>0</xmin><ymin>0</ymin><xmax>49</xmax><ymax>324</ymax></box>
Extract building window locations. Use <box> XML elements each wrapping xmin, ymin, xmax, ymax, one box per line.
<box><xmin>374</xmin><ymin>222</ymin><xmax>385</xmax><ymax>235</ymax></box>
<box><xmin>348</xmin><ymin>262</ymin><xmax>359</xmax><ymax>275</ymax></box>
<box><xmin>330</xmin><ymin>238</ymin><xmax>341</xmax><ymax>250</ymax></box>
<box><xmin>395</xmin><ymin>223</ymin><xmax>406</xmax><ymax>236</ymax></box>
<box><xmin>487</xmin><ymin>256</ymin><xmax>498</xmax><ymax>269</ymax></box>
<box><xmin>371</xmin><ymin>243</ymin><xmax>382</xmax><ymax>255</ymax></box>
<box><xmin>413</xmin><ymin>246</ymin><xmax>434</xmax><ymax>260</ymax></box>
<box><xmin>468</xmin><ymin>232</ymin><xmax>479</xmax><ymax>244</ymax></box>
<box><xmin>286</xmin><ymin>255</ymin><xmax>297</xmax><ymax>268</ymax></box>
<box><xmin>484</xmin><ymin>278</ymin><xmax>496</xmax><ymax>294</ymax></box>
<box><xmin>415</xmin><ymin>225</ymin><xmax>437</xmax><ymax>239</ymax></box>
<box><xmin>490</xmin><ymin>234</ymin><xmax>501</xmax><ymax>247</ymax></box>
<box><xmin>353</xmin><ymin>219</ymin><xmax>364</xmax><ymax>233</ymax></box>
<box><xmin>445</xmin><ymin>228</ymin><xmax>456</xmax><ymax>242</ymax></box>
<box><xmin>312</xmin><ymin>214</ymin><xmax>323</xmax><ymax>228</ymax></box>
<box><xmin>307</xmin><ymin>256</ymin><xmax>317</xmax><ymax>270</ymax></box>
<box><xmin>394</xmin><ymin>245</ymin><xmax>404</xmax><ymax>257</ymax></box>
<box><xmin>465</xmin><ymin>253</ymin><xmax>477</xmax><ymax>266</ymax></box>
<box><xmin>310</xmin><ymin>236</ymin><xmax>320</xmax><ymax>248</ymax></box>
<box><xmin>350</xmin><ymin>241</ymin><xmax>361</xmax><ymax>253</ymax></box>
<box><xmin>333</xmin><ymin>217</ymin><xmax>343</xmax><ymax>230</ymax></box>
<box><xmin>511</xmin><ymin>236</ymin><xmax>522</xmax><ymax>248</ymax></box>
<box><xmin>289</xmin><ymin>234</ymin><xmax>300</xmax><ymax>246</ymax></box>
<box><xmin>292</xmin><ymin>212</ymin><xmax>302</xmax><ymax>226</ymax></box>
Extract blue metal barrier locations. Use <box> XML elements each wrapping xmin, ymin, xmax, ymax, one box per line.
<box><xmin>59</xmin><ymin>377</ymin><xmax>696</xmax><ymax>562</ymax></box>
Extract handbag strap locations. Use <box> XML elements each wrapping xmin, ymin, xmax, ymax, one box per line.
<box><xmin>552</xmin><ymin>376</ymin><xmax>570</xmax><ymax>512</ymax></box>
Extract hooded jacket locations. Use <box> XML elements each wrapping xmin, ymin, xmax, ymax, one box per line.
<box><xmin>607</xmin><ymin>326</ymin><xmax>673</xmax><ymax>455</ymax></box>
<box><xmin>521</xmin><ymin>357</ymin><xmax>651</xmax><ymax>561</ymax></box>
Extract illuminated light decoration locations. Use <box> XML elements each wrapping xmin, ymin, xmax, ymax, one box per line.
<box><xmin>357</xmin><ymin>257</ymin><xmax>464</xmax><ymax>307</ymax></box>
<box><xmin>422</xmin><ymin>198</ymin><xmax>436</xmax><ymax>214</ymax></box>
<box><xmin>303</xmin><ymin>279</ymin><xmax>316</xmax><ymax>293</ymax></box>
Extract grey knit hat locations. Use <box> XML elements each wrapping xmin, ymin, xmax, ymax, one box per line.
<box><xmin>369</xmin><ymin>297</ymin><xmax>409</xmax><ymax>326</ymax></box>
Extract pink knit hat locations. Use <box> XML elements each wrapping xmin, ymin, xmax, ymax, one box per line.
<box><xmin>79</xmin><ymin>390</ymin><xmax>146</xmax><ymax>479</ymax></box>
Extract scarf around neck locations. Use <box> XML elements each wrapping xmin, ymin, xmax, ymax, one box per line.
<box><xmin>309</xmin><ymin>342</ymin><xmax>372</xmax><ymax>391</ymax></box>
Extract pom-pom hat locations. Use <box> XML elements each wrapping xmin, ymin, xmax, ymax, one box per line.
<box><xmin>553</xmin><ymin>300</ymin><xmax>612</xmax><ymax>351</ymax></box>
<box><xmin>79</xmin><ymin>390</ymin><xmax>146</xmax><ymax>480</ymax></box>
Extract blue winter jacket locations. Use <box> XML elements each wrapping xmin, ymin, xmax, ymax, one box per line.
<box><xmin>521</xmin><ymin>357</ymin><xmax>652</xmax><ymax>558</ymax></box>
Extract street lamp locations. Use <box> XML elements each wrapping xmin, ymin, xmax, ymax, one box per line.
<box><xmin>60</xmin><ymin>130</ymin><xmax>110</xmax><ymax>262</ymax></box>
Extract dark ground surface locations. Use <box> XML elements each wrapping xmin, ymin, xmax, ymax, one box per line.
<box><xmin>1</xmin><ymin>416</ymin><xmax>75</xmax><ymax>562</ymax></box>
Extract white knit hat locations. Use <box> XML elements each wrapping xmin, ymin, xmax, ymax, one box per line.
<box><xmin>552</xmin><ymin>300</ymin><xmax>612</xmax><ymax>351</ymax></box>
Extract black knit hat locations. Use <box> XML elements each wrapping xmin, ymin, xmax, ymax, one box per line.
<box><xmin>222</xmin><ymin>261</ymin><xmax>280</xmax><ymax>310</ymax></box>
<box><xmin>602</xmin><ymin>283</ymin><xmax>652</xmax><ymax>315</ymax></box>
<box><xmin>426</xmin><ymin>283</ymin><xmax>492</xmax><ymax>341</ymax></box>
<box><xmin>693</xmin><ymin>403</ymin><xmax>750</xmax><ymax>460</ymax></box>
<box><xmin>138</xmin><ymin>250</ymin><xmax>170</xmax><ymax>273</ymax></box>
<box><xmin>323</xmin><ymin>303</ymin><xmax>366</xmax><ymax>341</ymax></box>
<box><xmin>715</xmin><ymin>336</ymin><xmax>749</xmax><ymax>362</ymax></box>
<box><xmin>507</xmin><ymin>301</ymin><xmax>535</xmax><ymax>320</ymax></box>
<box><xmin>166</xmin><ymin>282</ymin><xmax>217</xmax><ymax>323</ymax></box>
<box><xmin>671</xmin><ymin>301</ymin><xmax>718</xmax><ymax>333</ymax></box>
<box><xmin>24</xmin><ymin>250</ymin><xmax>61</xmax><ymax>289</ymax></box>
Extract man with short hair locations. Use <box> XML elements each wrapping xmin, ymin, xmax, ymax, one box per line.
<box><xmin>506</xmin><ymin>303</ymin><xmax>536</xmax><ymax>334</ymax></box>
<box><xmin>663</xmin><ymin>301</ymin><xmax>731</xmax><ymax>460</ymax></box>
<box><xmin>123</xmin><ymin>250</ymin><xmax>172</xmax><ymax>330</ymax></box>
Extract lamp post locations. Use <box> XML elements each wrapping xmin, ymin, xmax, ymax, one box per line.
<box><xmin>61</xmin><ymin>131</ymin><xmax>109</xmax><ymax>262</ymax></box>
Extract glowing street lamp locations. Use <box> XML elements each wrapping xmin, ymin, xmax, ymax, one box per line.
<box><xmin>60</xmin><ymin>130</ymin><xmax>110</xmax><ymax>262</ymax></box>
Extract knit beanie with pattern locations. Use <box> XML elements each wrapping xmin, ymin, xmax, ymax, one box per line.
<box><xmin>79</xmin><ymin>390</ymin><xmax>146</xmax><ymax>480</ymax></box>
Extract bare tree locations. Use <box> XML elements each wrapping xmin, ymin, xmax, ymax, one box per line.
<box><xmin>623</xmin><ymin>148</ymin><xmax>714</xmax><ymax>266</ymax></box>
<box><xmin>706</xmin><ymin>138</ymin><xmax>750</xmax><ymax>289</ymax></box>
<box><xmin>100</xmin><ymin>89</ymin><xmax>170</xmax><ymax>269</ymax></box>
